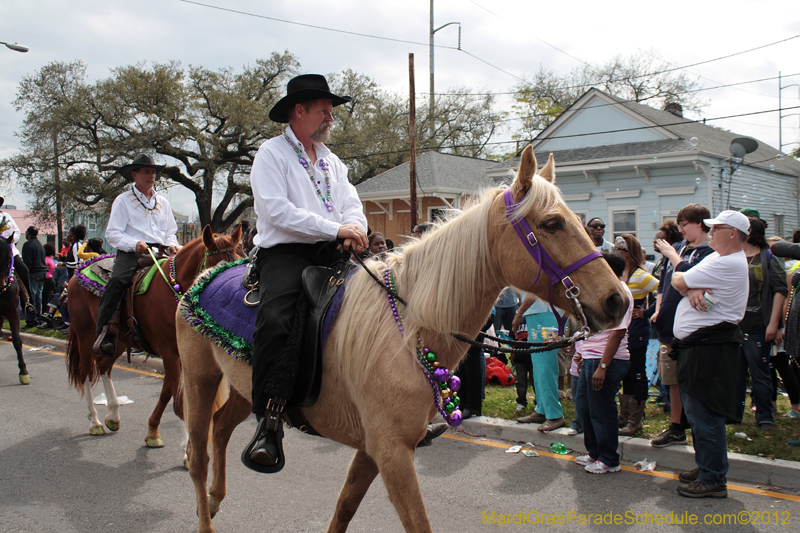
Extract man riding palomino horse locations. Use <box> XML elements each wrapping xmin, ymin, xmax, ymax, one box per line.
<box><xmin>94</xmin><ymin>154</ymin><xmax>180</xmax><ymax>358</ymax></box>
<box><xmin>243</xmin><ymin>74</ymin><xmax>370</xmax><ymax>471</ymax></box>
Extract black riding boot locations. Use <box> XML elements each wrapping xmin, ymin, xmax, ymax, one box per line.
<box><xmin>94</xmin><ymin>307</ymin><xmax>122</xmax><ymax>359</ymax></box>
<box><xmin>242</xmin><ymin>397</ymin><xmax>287</xmax><ymax>473</ymax></box>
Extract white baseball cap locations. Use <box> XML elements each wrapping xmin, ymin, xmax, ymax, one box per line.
<box><xmin>703</xmin><ymin>210</ymin><xmax>750</xmax><ymax>235</ymax></box>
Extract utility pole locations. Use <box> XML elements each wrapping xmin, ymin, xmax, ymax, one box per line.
<box><xmin>53</xmin><ymin>132</ymin><xmax>63</xmax><ymax>249</ymax></box>
<box><xmin>779</xmin><ymin>71</ymin><xmax>800</xmax><ymax>154</ymax></box>
<box><xmin>409</xmin><ymin>53</ymin><xmax>418</xmax><ymax>231</ymax></box>
<box><xmin>429</xmin><ymin>0</ymin><xmax>460</xmax><ymax>140</ymax></box>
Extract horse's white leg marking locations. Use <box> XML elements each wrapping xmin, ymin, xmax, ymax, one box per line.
<box><xmin>178</xmin><ymin>418</ymin><xmax>189</xmax><ymax>466</ymax></box>
<box><xmin>85</xmin><ymin>377</ymin><xmax>105</xmax><ymax>435</ymax></box>
<box><xmin>102</xmin><ymin>374</ymin><xmax>121</xmax><ymax>428</ymax></box>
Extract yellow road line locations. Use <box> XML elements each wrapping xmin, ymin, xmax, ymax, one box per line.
<box><xmin>3</xmin><ymin>340</ymin><xmax>164</xmax><ymax>379</ymax></box>
<box><xmin>443</xmin><ymin>432</ymin><xmax>800</xmax><ymax>502</ymax></box>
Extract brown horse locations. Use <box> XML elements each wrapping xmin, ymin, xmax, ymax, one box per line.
<box><xmin>0</xmin><ymin>236</ymin><xmax>29</xmax><ymax>385</ymax></box>
<box><xmin>66</xmin><ymin>225</ymin><xmax>242</xmax><ymax>458</ymax></box>
<box><xmin>177</xmin><ymin>147</ymin><xmax>629</xmax><ymax>532</ymax></box>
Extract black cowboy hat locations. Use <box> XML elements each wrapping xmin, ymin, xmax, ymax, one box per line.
<box><xmin>118</xmin><ymin>154</ymin><xmax>165</xmax><ymax>181</ymax></box>
<box><xmin>0</xmin><ymin>197</ymin><xmax>4</xmax><ymax>208</ymax></box>
<box><xmin>268</xmin><ymin>74</ymin><xmax>351</xmax><ymax>124</ymax></box>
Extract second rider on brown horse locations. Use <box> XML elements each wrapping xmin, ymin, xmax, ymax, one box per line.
<box><xmin>94</xmin><ymin>154</ymin><xmax>180</xmax><ymax>358</ymax></box>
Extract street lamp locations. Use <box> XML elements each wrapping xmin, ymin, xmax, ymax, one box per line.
<box><xmin>1</xmin><ymin>41</ymin><xmax>29</xmax><ymax>53</ymax></box>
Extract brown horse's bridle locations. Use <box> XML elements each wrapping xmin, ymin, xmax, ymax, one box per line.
<box><xmin>198</xmin><ymin>246</ymin><xmax>236</xmax><ymax>273</ymax></box>
<box><xmin>503</xmin><ymin>189</ymin><xmax>601</xmax><ymax>340</ymax></box>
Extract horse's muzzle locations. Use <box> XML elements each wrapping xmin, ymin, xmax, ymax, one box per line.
<box><xmin>603</xmin><ymin>292</ymin><xmax>628</xmax><ymax>325</ymax></box>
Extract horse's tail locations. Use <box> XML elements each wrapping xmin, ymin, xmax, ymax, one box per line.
<box><xmin>66</xmin><ymin>326</ymin><xmax>95</xmax><ymax>396</ymax></box>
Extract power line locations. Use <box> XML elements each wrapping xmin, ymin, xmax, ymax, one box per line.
<box><xmin>179</xmin><ymin>0</ymin><xmax>458</xmax><ymax>49</ymax></box>
<box><xmin>180</xmin><ymin>0</ymin><xmax>531</xmax><ymax>83</ymax></box>
<box><xmin>179</xmin><ymin>1</ymin><xmax>798</xmax><ymax>100</ymax></box>
<box><xmin>431</xmin><ymin>72</ymin><xmax>800</xmax><ymax>98</ymax></box>
<box><xmin>336</xmin><ymin>105</ymin><xmax>800</xmax><ymax>161</ymax></box>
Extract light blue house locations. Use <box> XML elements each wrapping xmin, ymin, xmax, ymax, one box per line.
<box><xmin>488</xmin><ymin>89</ymin><xmax>800</xmax><ymax>257</ymax></box>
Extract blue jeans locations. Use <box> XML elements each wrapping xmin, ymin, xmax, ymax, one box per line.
<box><xmin>30</xmin><ymin>275</ymin><xmax>45</xmax><ymax>315</ymax></box>
<box><xmin>736</xmin><ymin>331</ymin><xmax>774</xmax><ymax>425</ymax></box>
<box><xmin>575</xmin><ymin>358</ymin><xmax>629</xmax><ymax>467</ymax></box>
<box><xmin>681</xmin><ymin>388</ymin><xmax>728</xmax><ymax>485</ymax></box>
<box><xmin>570</xmin><ymin>374</ymin><xmax>583</xmax><ymax>433</ymax></box>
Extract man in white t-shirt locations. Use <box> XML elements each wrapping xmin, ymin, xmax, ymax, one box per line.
<box><xmin>669</xmin><ymin>210</ymin><xmax>749</xmax><ymax>498</ymax></box>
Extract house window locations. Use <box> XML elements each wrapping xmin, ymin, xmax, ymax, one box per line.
<box><xmin>88</xmin><ymin>222</ymin><xmax>97</xmax><ymax>231</ymax></box>
<box><xmin>774</xmin><ymin>214</ymin><xmax>784</xmax><ymax>238</ymax></box>
<box><xmin>572</xmin><ymin>210</ymin><xmax>589</xmax><ymax>227</ymax></box>
<box><xmin>609</xmin><ymin>207</ymin><xmax>638</xmax><ymax>239</ymax></box>
<box><xmin>429</xmin><ymin>207</ymin><xmax>448</xmax><ymax>223</ymax></box>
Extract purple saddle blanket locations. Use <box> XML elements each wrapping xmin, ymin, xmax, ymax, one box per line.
<box><xmin>194</xmin><ymin>263</ymin><xmax>347</xmax><ymax>357</ymax></box>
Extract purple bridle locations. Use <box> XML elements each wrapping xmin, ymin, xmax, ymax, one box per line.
<box><xmin>503</xmin><ymin>189</ymin><xmax>602</xmax><ymax>338</ymax></box>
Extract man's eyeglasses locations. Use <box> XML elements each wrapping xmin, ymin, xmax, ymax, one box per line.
<box><xmin>709</xmin><ymin>225</ymin><xmax>734</xmax><ymax>234</ymax></box>
<box><xmin>589</xmin><ymin>224</ymin><xmax>605</xmax><ymax>229</ymax></box>
<box><xmin>678</xmin><ymin>221</ymin><xmax>692</xmax><ymax>230</ymax></box>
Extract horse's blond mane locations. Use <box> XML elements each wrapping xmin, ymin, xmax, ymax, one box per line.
<box><xmin>334</xmin><ymin>172</ymin><xmax>562</xmax><ymax>363</ymax></box>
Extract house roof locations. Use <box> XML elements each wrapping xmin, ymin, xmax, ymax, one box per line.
<box><xmin>493</xmin><ymin>88</ymin><xmax>800</xmax><ymax>175</ymax></box>
<box><xmin>356</xmin><ymin>151</ymin><xmax>498</xmax><ymax>196</ymax></box>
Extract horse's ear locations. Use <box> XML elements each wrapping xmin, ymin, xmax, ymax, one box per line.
<box><xmin>539</xmin><ymin>153</ymin><xmax>556</xmax><ymax>183</ymax></box>
<box><xmin>511</xmin><ymin>145</ymin><xmax>537</xmax><ymax>200</ymax></box>
<box><xmin>202</xmin><ymin>225</ymin><xmax>215</xmax><ymax>250</ymax></box>
<box><xmin>231</xmin><ymin>223</ymin><xmax>242</xmax><ymax>244</ymax></box>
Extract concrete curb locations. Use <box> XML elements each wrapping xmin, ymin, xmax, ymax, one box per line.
<box><xmin>456</xmin><ymin>416</ymin><xmax>800</xmax><ymax>492</ymax></box>
<box><xmin>16</xmin><ymin>331</ymin><xmax>800</xmax><ymax>491</ymax></box>
<box><xmin>18</xmin><ymin>331</ymin><xmax>166</xmax><ymax>374</ymax></box>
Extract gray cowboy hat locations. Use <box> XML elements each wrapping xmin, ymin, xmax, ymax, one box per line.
<box><xmin>118</xmin><ymin>154</ymin><xmax>165</xmax><ymax>181</ymax></box>
<box><xmin>269</xmin><ymin>74</ymin><xmax>351</xmax><ymax>124</ymax></box>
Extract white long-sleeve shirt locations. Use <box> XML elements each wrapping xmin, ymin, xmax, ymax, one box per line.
<box><xmin>0</xmin><ymin>212</ymin><xmax>22</xmax><ymax>257</ymax></box>
<box><xmin>105</xmin><ymin>186</ymin><xmax>179</xmax><ymax>253</ymax></box>
<box><xmin>251</xmin><ymin>126</ymin><xmax>367</xmax><ymax>248</ymax></box>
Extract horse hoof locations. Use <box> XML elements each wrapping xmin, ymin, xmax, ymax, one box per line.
<box><xmin>209</xmin><ymin>494</ymin><xmax>221</xmax><ymax>518</ymax></box>
<box><xmin>19</xmin><ymin>374</ymin><xmax>30</xmax><ymax>385</ymax></box>
<box><xmin>105</xmin><ymin>419</ymin><xmax>120</xmax><ymax>432</ymax></box>
<box><xmin>145</xmin><ymin>437</ymin><xmax>165</xmax><ymax>448</ymax></box>
<box><xmin>90</xmin><ymin>425</ymin><xmax>106</xmax><ymax>436</ymax></box>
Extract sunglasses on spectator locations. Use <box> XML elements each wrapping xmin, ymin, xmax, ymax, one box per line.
<box><xmin>614</xmin><ymin>236</ymin><xmax>628</xmax><ymax>251</ymax></box>
<box><xmin>589</xmin><ymin>223</ymin><xmax>605</xmax><ymax>229</ymax></box>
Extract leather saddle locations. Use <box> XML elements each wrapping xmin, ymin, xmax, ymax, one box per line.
<box><xmin>90</xmin><ymin>248</ymin><xmax>171</xmax><ymax>355</ymax></box>
<box><xmin>291</xmin><ymin>261</ymin><xmax>353</xmax><ymax>407</ymax></box>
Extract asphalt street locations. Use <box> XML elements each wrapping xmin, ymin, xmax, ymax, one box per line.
<box><xmin>1</xmin><ymin>341</ymin><xmax>798</xmax><ymax>532</ymax></box>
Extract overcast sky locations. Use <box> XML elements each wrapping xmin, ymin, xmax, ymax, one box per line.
<box><xmin>1</xmin><ymin>0</ymin><xmax>798</xmax><ymax>217</ymax></box>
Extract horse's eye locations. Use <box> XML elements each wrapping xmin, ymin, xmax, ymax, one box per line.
<box><xmin>543</xmin><ymin>219</ymin><xmax>563</xmax><ymax>232</ymax></box>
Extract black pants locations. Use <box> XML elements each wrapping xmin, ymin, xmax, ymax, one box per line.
<box><xmin>458</xmin><ymin>339</ymin><xmax>485</xmax><ymax>412</ymax></box>
<box><xmin>493</xmin><ymin>305</ymin><xmax>517</xmax><ymax>333</ymax></box>
<box><xmin>251</xmin><ymin>241</ymin><xmax>341</xmax><ymax>415</ymax></box>
<box><xmin>773</xmin><ymin>351</ymin><xmax>800</xmax><ymax>405</ymax></box>
<box><xmin>42</xmin><ymin>277</ymin><xmax>56</xmax><ymax>311</ymax></box>
<box><xmin>622</xmin><ymin>343</ymin><xmax>649</xmax><ymax>402</ymax></box>
<box><xmin>13</xmin><ymin>256</ymin><xmax>32</xmax><ymax>305</ymax></box>
<box><xmin>95</xmin><ymin>250</ymin><xmax>141</xmax><ymax>333</ymax></box>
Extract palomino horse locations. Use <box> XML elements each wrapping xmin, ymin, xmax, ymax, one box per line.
<box><xmin>0</xmin><ymin>236</ymin><xmax>29</xmax><ymax>385</ymax></box>
<box><xmin>177</xmin><ymin>147</ymin><xmax>629</xmax><ymax>532</ymax></box>
<box><xmin>66</xmin><ymin>225</ymin><xmax>241</xmax><ymax>457</ymax></box>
